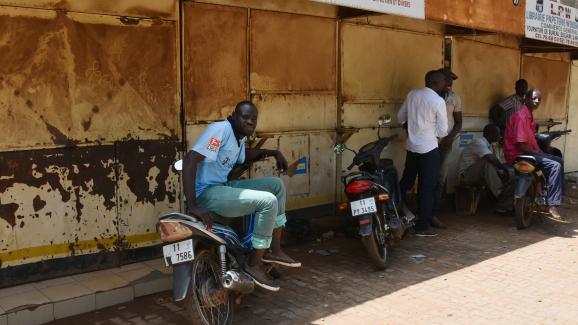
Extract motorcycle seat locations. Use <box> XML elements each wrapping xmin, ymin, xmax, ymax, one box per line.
<box><xmin>514</xmin><ymin>155</ymin><xmax>537</xmax><ymax>165</ymax></box>
<box><xmin>379</xmin><ymin>158</ymin><xmax>394</xmax><ymax>169</ymax></box>
<box><xmin>212</xmin><ymin>213</ymin><xmax>251</xmax><ymax>237</ymax></box>
<box><xmin>212</xmin><ymin>213</ymin><xmax>234</xmax><ymax>226</ymax></box>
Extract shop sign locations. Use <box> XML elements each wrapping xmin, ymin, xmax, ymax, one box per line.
<box><xmin>311</xmin><ymin>0</ymin><xmax>424</xmax><ymax>19</ymax></box>
<box><xmin>526</xmin><ymin>0</ymin><xmax>578</xmax><ymax>47</ymax></box>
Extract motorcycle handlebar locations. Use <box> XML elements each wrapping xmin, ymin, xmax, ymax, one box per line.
<box><xmin>347</xmin><ymin>134</ymin><xmax>397</xmax><ymax>170</ymax></box>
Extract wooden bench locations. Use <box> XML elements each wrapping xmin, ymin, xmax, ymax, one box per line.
<box><xmin>454</xmin><ymin>184</ymin><xmax>485</xmax><ymax>216</ymax></box>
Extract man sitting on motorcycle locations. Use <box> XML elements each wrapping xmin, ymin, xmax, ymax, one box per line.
<box><xmin>182</xmin><ymin>101</ymin><xmax>301</xmax><ymax>292</ymax></box>
<box><xmin>503</xmin><ymin>89</ymin><xmax>565</xmax><ymax>221</ymax></box>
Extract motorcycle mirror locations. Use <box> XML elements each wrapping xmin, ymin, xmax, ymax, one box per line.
<box><xmin>333</xmin><ymin>144</ymin><xmax>346</xmax><ymax>155</ymax></box>
<box><xmin>174</xmin><ymin>159</ymin><xmax>183</xmax><ymax>171</ymax></box>
<box><xmin>378</xmin><ymin>114</ymin><xmax>392</xmax><ymax>126</ymax></box>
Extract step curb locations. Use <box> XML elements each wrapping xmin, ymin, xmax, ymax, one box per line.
<box><xmin>0</xmin><ymin>259</ymin><xmax>172</xmax><ymax>325</ymax></box>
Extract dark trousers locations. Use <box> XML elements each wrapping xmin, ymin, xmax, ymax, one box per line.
<box><xmin>433</xmin><ymin>146</ymin><xmax>451</xmax><ymax>212</ymax></box>
<box><xmin>534</xmin><ymin>154</ymin><xmax>564</xmax><ymax>206</ymax></box>
<box><xmin>399</xmin><ymin>148</ymin><xmax>440</xmax><ymax>232</ymax></box>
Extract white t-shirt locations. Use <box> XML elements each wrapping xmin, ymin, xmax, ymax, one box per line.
<box><xmin>458</xmin><ymin>136</ymin><xmax>493</xmax><ymax>176</ymax></box>
<box><xmin>397</xmin><ymin>87</ymin><xmax>448</xmax><ymax>154</ymax></box>
<box><xmin>445</xmin><ymin>90</ymin><xmax>462</xmax><ymax>133</ymax></box>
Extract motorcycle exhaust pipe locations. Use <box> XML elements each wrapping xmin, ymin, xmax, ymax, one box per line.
<box><xmin>222</xmin><ymin>270</ymin><xmax>254</xmax><ymax>294</ymax></box>
<box><xmin>389</xmin><ymin>217</ymin><xmax>405</xmax><ymax>240</ymax></box>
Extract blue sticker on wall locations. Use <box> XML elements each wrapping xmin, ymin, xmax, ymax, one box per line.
<box><xmin>294</xmin><ymin>157</ymin><xmax>308</xmax><ymax>175</ymax></box>
<box><xmin>459</xmin><ymin>134</ymin><xmax>474</xmax><ymax>149</ymax></box>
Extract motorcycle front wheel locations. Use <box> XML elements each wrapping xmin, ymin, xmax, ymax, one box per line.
<box><xmin>514</xmin><ymin>195</ymin><xmax>533</xmax><ymax>230</ymax></box>
<box><xmin>360</xmin><ymin>214</ymin><xmax>389</xmax><ymax>270</ymax></box>
<box><xmin>185</xmin><ymin>249</ymin><xmax>234</xmax><ymax>325</ymax></box>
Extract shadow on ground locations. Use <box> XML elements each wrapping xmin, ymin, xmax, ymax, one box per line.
<box><xmin>51</xmin><ymin>202</ymin><xmax>578</xmax><ymax>325</ymax></box>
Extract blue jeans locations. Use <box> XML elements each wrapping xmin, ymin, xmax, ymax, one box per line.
<box><xmin>399</xmin><ymin>148</ymin><xmax>440</xmax><ymax>232</ymax></box>
<box><xmin>534</xmin><ymin>154</ymin><xmax>564</xmax><ymax>206</ymax></box>
<box><xmin>196</xmin><ymin>177</ymin><xmax>287</xmax><ymax>249</ymax></box>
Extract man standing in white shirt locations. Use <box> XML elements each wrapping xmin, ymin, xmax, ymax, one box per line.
<box><xmin>398</xmin><ymin>70</ymin><xmax>448</xmax><ymax>237</ymax></box>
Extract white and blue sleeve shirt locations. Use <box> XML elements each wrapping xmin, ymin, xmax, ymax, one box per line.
<box><xmin>191</xmin><ymin>120</ymin><xmax>246</xmax><ymax>197</ymax></box>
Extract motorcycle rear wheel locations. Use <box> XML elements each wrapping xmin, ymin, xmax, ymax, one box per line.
<box><xmin>514</xmin><ymin>195</ymin><xmax>533</xmax><ymax>230</ymax></box>
<box><xmin>360</xmin><ymin>214</ymin><xmax>389</xmax><ymax>270</ymax></box>
<box><xmin>185</xmin><ymin>249</ymin><xmax>234</xmax><ymax>325</ymax></box>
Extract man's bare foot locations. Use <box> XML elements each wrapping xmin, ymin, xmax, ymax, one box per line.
<box><xmin>262</xmin><ymin>250</ymin><xmax>301</xmax><ymax>268</ymax></box>
<box><xmin>547</xmin><ymin>206</ymin><xmax>570</xmax><ymax>223</ymax></box>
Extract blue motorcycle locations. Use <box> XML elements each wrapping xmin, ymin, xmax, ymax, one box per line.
<box><xmin>157</xmin><ymin>161</ymin><xmax>268</xmax><ymax>325</ymax></box>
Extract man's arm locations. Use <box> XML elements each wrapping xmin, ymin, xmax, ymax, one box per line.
<box><xmin>397</xmin><ymin>97</ymin><xmax>409</xmax><ymax>125</ymax></box>
<box><xmin>441</xmin><ymin>111</ymin><xmax>462</xmax><ymax>149</ymax></box>
<box><xmin>245</xmin><ymin>148</ymin><xmax>288</xmax><ymax>172</ymax></box>
<box><xmin>482</xmin><ymin>153</ymin><xmax>509</xmax><ymax>175</ymax></box>
<box><xmin>182</xmin><ymin>150</ymin><xmax>214</xmax><ymax>228</ymax></box>
<box><xmin>434</xmin><ymin>100</ymin><xmax>449</xmax><ymax>138</ymax></box>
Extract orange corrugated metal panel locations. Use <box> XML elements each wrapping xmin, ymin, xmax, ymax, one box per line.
<box><xmin>183</xmin><ymin>2</ymin><xmax>248</xmax><ymax>122</ymax></box>
<box><xmin>0</xmin><ymin>8</ymin><xmax>179</xmax><ymax>150</ymax></box>
<box><xmin>452</xmin><ymin>37</ymin><xmax>521</xmax><ymax>116</ymax></box>
<box><xmin>426</xmin><ymin>0</ymin><xmax>525</xmax><ymax>36</ymax></box>
<box><xmin>522</xmin><ymin>55</ymin><xmax>570</xmax><ymax>120</ymax></box>
<box><xmin>250</xmin><ymin>10</ymin><xmax>336</xmax><ymax>92</ymax></box>
<box><xmin>0</xmin><ymin>0</ymin><xmax>178</xmax><ymax>19</ymax></box>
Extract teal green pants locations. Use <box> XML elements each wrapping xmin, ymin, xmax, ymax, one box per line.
<box><xmin>196</xmin><ymin>177</ymin><xmax>287</xmax><ymax>249</ymax></box>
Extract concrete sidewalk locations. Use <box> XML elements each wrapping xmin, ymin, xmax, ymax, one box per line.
<box><xmin>0</xmin><ymin>259</ymin><xmax>172</xmax><ymax>325</ymax></box>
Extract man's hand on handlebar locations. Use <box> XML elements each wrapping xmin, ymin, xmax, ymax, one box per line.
<box><xmin>187</xmin><ymin>206</ymin><xmax>214</xmax><ymax>230</ymax></box>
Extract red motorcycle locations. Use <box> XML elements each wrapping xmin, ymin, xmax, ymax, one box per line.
<box><xmin>334</xmin><ymin>116</ymin><xmax>414</xmax><ymax>269</ymax></box>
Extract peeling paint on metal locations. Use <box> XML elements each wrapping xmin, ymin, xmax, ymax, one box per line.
<box><xmin>0</xmin><ymin>8</ymin><xmax>179</xmax><ymax>151</ymax></box>
<box><xmin>116</xmin><ymin>140</ymin><xmax>180</xmax><ymax>248</ymax></box>
<box><xmin>117</xmin><ymin>140</ymin><xmax>179</xmax><ymax>205</ymax></box>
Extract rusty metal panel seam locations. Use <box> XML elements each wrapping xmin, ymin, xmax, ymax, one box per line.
<box><xmin>341</xmin><ymin>20</ymin><xmax>444</xmax><ymax>37</ymax></box>
<box><xmin>0</xmin><ymin>0</ymin><xmax>179</xmax><ymax>22</ymax></box>
<box><xmin>0</xmin><ymin>4</ymin><xmax>177</xmax><ymax>21</ymax></box>
<box><xmin>452</xmin><ymin>37</ymin><xmax>521</xmax><ymax>51</ymax></box>
<box><xmin>189</xmin><ymin>0</ymin><xmax>338</xmax><ymax>19</ymax></box>
<box><xmin>250</xmin><ymin>90</ymin><xmax>337</xmax><ymax>95</ymax></box>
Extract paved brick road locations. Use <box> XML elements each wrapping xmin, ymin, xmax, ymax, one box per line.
<box><xmin>52</xmin><ymin>206</ymin><xmax>578</xmax><ymax>325</ymax></box>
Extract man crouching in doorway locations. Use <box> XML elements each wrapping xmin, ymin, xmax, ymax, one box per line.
<box><xmin>182</xmin><ymin>101</ymin><xmax>301</xmax><ymax>292</ymax></box>
<box><xmin>458</xmin><ymin>124</ymin><xmax>513</xmax><ymax>213</ymax></box>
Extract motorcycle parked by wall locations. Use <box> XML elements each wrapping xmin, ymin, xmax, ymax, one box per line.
<box><xmin>334</xmin><ymin>115</ymin><xmax>414</xmax><ymax>269</ymax></box>
<box><xmin>513</xmin><ymin>129</ymin><xmax>571</xmax><ymax>229</ymax></box>
<box><xmin>157</xmin><ymin>161</ymin><xmax>266</xmax><ymax>325</ymax></box>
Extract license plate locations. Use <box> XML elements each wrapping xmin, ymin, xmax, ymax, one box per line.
<box><xmin>350</xmin><ymin>197</ymin><xmax>377</xmax><ymax>217</ymax></box>
<box><xmin>163</xmin><ymin>239</ymin><xmax>194</xmax><ymax>266</ymax></box>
